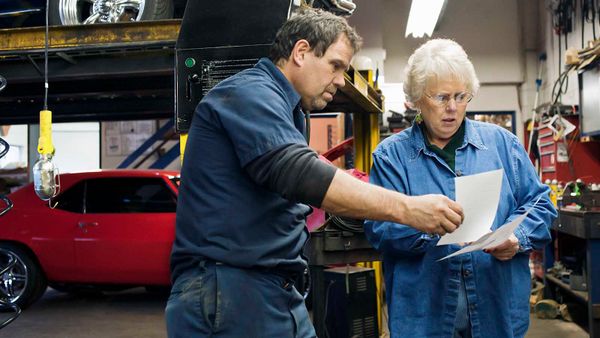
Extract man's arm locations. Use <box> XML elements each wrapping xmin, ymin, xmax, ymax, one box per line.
<box><xmin>246</xmin><ymin>144</ymin><xmax>463</xmax><ymax>235</ymax></box>
<box><xmin>321</xmin><ymin>169</ymin><xmax>463</xmax><ymax>235</ymax></box>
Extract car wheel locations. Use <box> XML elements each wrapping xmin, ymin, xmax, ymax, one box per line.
<box><xmin>0</xmin><ymin>243</ymin><xmax>47</xmax><ymax>309</ymax></box>
<box><xmin>48</xmin><ymin>0</ymin><xmax>175</xmax><ymax>25</ymax></box>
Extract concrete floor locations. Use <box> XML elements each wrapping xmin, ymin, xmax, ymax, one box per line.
<box><xmin>0</xmin><ymin>287</ymin><xmax>589</xmax><ymax>337</ymax></box>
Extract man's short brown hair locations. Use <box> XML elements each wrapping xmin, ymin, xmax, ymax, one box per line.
<box><xmin>269</xmin><ymin>8</ymin><xmax>362</xmax><ymax>65</ymax></box>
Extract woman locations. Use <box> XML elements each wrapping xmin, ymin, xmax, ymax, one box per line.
<box><xmin>364</xmin><ymin>39</ymin><xmax>556</xmax><ymax>338</ymax></box>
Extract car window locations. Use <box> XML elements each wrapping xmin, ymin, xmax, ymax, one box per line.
<box><xmin>85</xmin><ymin>177</ymin><xmax>176</xmax><ymax>213</ymax></box>
<box><xmin>54</xmin><ymin>180</ymin><xmax>85</xmax><ymax>213</ymax></box>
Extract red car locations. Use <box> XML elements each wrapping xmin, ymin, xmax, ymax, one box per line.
<box><xmin>0</xmin><ymin>170</ymin><xmax>179</xmax><ymax>308</ymax></box>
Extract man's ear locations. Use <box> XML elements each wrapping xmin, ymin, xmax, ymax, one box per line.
<box><xmin>291</xmin><ymin>39</ymin><xmax>311</xmax><ymax>66</ymax></box>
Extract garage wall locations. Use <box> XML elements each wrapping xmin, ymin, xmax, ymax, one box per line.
<box><xmin>349</xmin><ymin>0</ymin><xmax>540</xmax><ymax>141</ymax></box>
<box><xmin>100</xmin><ymin>119</ymin><xmax>181</xmax><ymax>171</ymax></box>
<box><xmin>378</xmin><ymin>0</ymin><xmax>523</xmax><ymax>84</ymax></box>
<box><xmin>28</xmin><ymin>122</ymin><xmax>100</xmax><ymax>175</ymax></box>
<box><xmin>0</xmin><ymin>125</ymin><xmax>28</xmax><ymax>170</ymax></box>
<box><xmin>53</xmin><ymin>122</ymin><xmax>100</xmax><ymax>173</ymax></box>
<box><xmin>540</xmin><ymin>1</ymin><xmax>599</xmax><ymax>107</ymax></box>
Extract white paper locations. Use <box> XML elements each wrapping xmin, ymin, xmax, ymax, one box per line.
<box><xmin>438</xmin><ymin>197</ymin><xmax>541</xmax><ymax>261</ymax></box>
<box><xmin>437</xmin><ymin>169</ymin><xmax>503</xmax><ymax>245</ymax></box>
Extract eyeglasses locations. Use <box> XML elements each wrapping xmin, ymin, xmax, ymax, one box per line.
<box><xmin>424</xmin><ymin>92</ymin><xmax>473</xmax><ymax>107</ymax></box>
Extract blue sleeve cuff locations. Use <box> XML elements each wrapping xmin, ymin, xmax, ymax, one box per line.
<box><xmin>514</xmin><ymin>225</ymin><xmax>531</xmax><ymax>253</ymax></box>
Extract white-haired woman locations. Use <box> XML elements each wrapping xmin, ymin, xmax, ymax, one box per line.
<box><xmin>364</xmin><ymin>39</ymin><xmax>556</xmax><ymax>338</ymax></box>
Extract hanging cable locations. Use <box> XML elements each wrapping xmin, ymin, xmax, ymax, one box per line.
<box><xmin>33</xmin><ymin>0</ymin><xmax>60</xmax><ymax>202</ymax></box>
<box><xmin>564</xmin><ymin>16</ymin><xmax>569</xmax><ymax>50</ymax></box>
<box><xmin>551</xmin><ymin>64</ymin><xmax>576</xmax><ymax>106</ymax></box>
<box><xmin>597</xmin><ymin>0</ymin><xmax>600</xmax><ymax>32</ymax></box>
<box><xmin>583</xmin><ymin>0</ymin><xmax>597</xmax><ymax>43</ymax></box>
<box><xmin>44</xmin><ymin>0</ymin><xmax>49</xmax><ymax>110</ymax></box>
<box><xmin>582</xmin><ymin>0</ymin><xmax>586</xmax><ymax>48</ymax></box>
<box><xmin>558</xmin><ymin>31</ymin><xmax>562</xmax><ymax>78</ymax></box>
<box><xmin>591</xmin><ymin>0</ymin><xmax>597</xmax><ymax>40</ymax></box>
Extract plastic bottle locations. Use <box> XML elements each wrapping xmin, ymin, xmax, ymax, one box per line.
<box><xmin>550</xmin><ymin>179</ymin><xmax>558</xmax><ymax>206</ymax></box>
<box><xmin>556</xmin><ymin>182</ymin><xmax>564</xmax><ymax>208</ymax></box>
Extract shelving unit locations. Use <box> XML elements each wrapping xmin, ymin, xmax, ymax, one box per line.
<box><xmin>545</xmin><ymin>209</ymin><xmax>600</xmax><ymax>337</ymax></box>
<box><xmin>546</xmin><ymin>274</ymin><xmax>588</xmax><ymax>302</ymax></box>
<box><xmin>0</xmin><ymin>20</ymin><xmax>382</xmax><ymax>126</ymax></box>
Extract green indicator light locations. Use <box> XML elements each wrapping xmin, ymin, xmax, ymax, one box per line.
<box><xmin>185</xmin><ymin>58</ymin><xmax>196</xmax><ymax>68</ymax></box>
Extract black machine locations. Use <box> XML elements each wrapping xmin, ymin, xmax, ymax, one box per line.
<box><xmin>174</xmin><ymin>0</ymin><xmax>357</xmax><ymax>133</ymax></box>
<box><xmin>174</xmin><ymin>0</ymin><xmax>294</xmax><ymax>133</ymax></box>
<box><xmin>323</xmin><ymin>266</ymin><xmax>379</xmax><ymax>338</ymax></box>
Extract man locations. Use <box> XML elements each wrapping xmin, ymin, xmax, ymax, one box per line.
<box><xmin>166</xmin><ymin>8</ymin><xmax>463</xmax><ymax>338</ymax></box>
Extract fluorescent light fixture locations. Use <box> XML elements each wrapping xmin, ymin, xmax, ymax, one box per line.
<box><xmin>405</xmin><ymin>0</ymin><xmax>446</xmax><ymax>38</ymax></box>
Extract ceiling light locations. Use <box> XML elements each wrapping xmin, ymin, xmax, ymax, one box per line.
<box><xmin>405</xmin><ymin>0</ymin><xmax>446</xmax><ymax>38</ymax></box>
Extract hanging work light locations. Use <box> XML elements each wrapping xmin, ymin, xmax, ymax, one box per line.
<box><xmin>32</xmin><ymin>0</ymin><xmax>59</xmax><ymax>201</ymax></box>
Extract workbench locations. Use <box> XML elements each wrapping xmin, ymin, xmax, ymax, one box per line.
<box><xmin>545</xmin><ymin>208</ymin><xmax>600</xmax><ymax>337</ymax></box>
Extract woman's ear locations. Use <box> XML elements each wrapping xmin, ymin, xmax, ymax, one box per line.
<box><xmin>404</xmin><ymin>101</ymin><xmax>418</xmax><ymax>111</ymax></box>
<box><xmin>291</xmin><ymin>39</ymin><xmax>311</xmax><ymax>66</ymax></box>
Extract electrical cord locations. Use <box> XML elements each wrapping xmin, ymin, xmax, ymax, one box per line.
<box><xmin>323</xmin><ymin>280</ymin><xmax>334</xmax><ymax>338</ymax></box>
<box><xmin>581</xmin><ymin>0</ymin><xmax>597</xmax><ymax>46</ymax></box>
<box><xmin>564</xmin><ymin>20</ymin><xmax>569</xmax><ymax>52</ymax></box>
<box><xmin>588</xmin><ymin>0</ymin><xmax>597</xmax><ymax>40</ymax></box>
<box><xmin>550</xmin><ymin>64</ymin><xmax>576</xmax><ymax>106</ymax></box>
<box><xmin>557</xmin><ymin>29</ymin><xmax>562</xmax><ymax>81</ymax></box>
<box><xmin>582</xmin><ymin>0</ymin><xmax>586</xmax><ymax>48</ymax></box>
<box><xmin>597</xmin><ymin>0</ymin><xmax>600</xmax><ymax>30</ymax></box>
<box><xmin>44</xmin><ymin>0</ymin><xmax>49</xmax><ymax>110</ymax></box>
<box><xmin>329</xmin><ymin>214</ymin><xmax>365</xmax><ymax>233</ymax></box>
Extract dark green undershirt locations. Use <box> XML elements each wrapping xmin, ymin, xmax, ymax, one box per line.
<box><xmin>420</xmin><ymin>120</ymin><xmax>466</xmax><ymax>172</ymax></box>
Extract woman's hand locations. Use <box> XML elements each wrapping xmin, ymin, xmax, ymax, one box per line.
<box><xmin>484</xmin><ymin>233</ymin><xmax>520</xmax><ymax>261</ymax></box>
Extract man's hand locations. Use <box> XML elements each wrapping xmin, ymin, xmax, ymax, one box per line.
<box><xmin>403</xmin><ymin>194</ymin><xmax>464</xmax><ymax>235</ymax></box>
<box><xmin>484</xmin><ymin>233</ymin><xmax>520</xmax><ymax>261</ymax></box>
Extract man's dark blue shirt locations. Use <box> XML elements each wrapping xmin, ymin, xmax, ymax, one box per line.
<box><xmin>171</xmin><ymin>58</ymin><xmax>311</xmax><ymax>280</ymax></box>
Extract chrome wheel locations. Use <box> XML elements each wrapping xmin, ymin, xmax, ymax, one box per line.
<box><xmin>58</xmin><ymin>0</ymin><xmax>146</xmax><ymax>25</ymax></box>
<box><xmin>0</xmin><ymin>248</ymin><xmax>28</xmax><ymax>304</ymax></box>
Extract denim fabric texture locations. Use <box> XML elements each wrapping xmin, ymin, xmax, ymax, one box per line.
<box><xmin>453</xmin><ymin>263</ymin><xmax>472</xmax><ymax>338</ymax></box>
<box><xmin>166</xmin><ymin>260</ymin><xmax>316</xmax><ymax>338</ymax></box>
<box><xmin>364</xmin><ymin>119</ymin><xmax>557</xmax><ymax>338</ymax></box>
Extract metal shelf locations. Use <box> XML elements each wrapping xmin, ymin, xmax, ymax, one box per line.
<box><xmin>0</xmin><ymin>20</ymin><xmax>382</xmax><ymax>124</ymax></box>
<box><xmin>545</xmin><ymin>274</ymin><xmax>588</xmax><ymax>303</ymax></box>
<box><xmin>545</xmin><ymin>210</ymin><xmax>600</xmax><ymax>337</ymax></box>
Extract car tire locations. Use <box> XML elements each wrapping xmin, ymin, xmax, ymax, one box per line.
<box><xmin>48</xmin><ymin>0</ymin><xmax>175</xmax><ymax>26</ymax></box>
<box><xmin>0</xmin><ymin>243</ymin><xmax>47</xmax><ymax>309</ymax></box>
